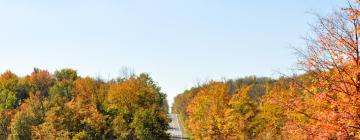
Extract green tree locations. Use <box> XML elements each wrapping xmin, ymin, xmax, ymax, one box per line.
<box><xmin>9</xmin><ymin>112</ymin><xmax>33</xmax><ymax>140</ymax></box>
<box><xmin>0</xmin><ymin>71</ymin><xmax>28</xmax><ymax>111</ymax></box>
<box><xmin>0</xmin><ymin>110</ymin><xmax>12</xmax><ymax>139</ymax></box>
<box><xmin>54</xmin><ymin>68</ymin><xmax>78</xmax><ymax>82</ymax></box>
<box><xmin>131</xmin><ymin>108</ymin><xmax>169</xmax><ymax>140</ymax></box>
<box><xmin>105</xmin><ymin>73</ymin><xmax>169</xmax><ymax>139</ymax></box>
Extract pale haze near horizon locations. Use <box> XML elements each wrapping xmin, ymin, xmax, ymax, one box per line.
<box><xmin>0</xmin><ymin>0</ymin><xmax>346</xmax><ymax>105</ymax></box>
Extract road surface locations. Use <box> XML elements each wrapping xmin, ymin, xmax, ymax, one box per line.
<box><xmin>168</xmin><ymin>114</ymin><xmax>186</xmax><ymax>139</ymax></box>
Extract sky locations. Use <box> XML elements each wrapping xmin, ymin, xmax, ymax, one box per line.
<box><xmin>0</xmin><ymin>0</ymin><xmax>347</xmax><ymax>105</ymax></box>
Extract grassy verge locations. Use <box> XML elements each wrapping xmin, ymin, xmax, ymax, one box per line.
<box><xmin>177</xmin><ymin>114</ymin><xmax>193</xmax><ymax>139</ymax></box>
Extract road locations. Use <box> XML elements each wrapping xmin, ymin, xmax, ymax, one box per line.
<box><xmin>167</xmin><ymin>114</ymin><xmax>185</xmax><ymax>139</ymax></box>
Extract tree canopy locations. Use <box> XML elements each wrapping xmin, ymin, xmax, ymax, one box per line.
<box><xmin>0</xmin><ymin>68</ymin><xmax>169</xmax><ymax>139</ymax></box>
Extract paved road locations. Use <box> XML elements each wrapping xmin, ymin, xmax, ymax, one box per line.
<box><xmin>167</xmin><ymin>114</ymin><xmax>185</xmax><ymax>139</ymax></box>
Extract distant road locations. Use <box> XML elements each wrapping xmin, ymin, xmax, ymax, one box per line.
<box><xmin>168</xmin><ymin>114</ymin><xmax>187</xmax><ymax>140</ymax></box>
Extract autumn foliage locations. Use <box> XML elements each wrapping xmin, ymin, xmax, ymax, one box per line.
<box><xmin>0</xmin><ymin>69</ymin><xmax>169</xmax><ymax>139</ymax></box>
<box><xmin>2</xmin><ymin>1</ymin><xmax>360</xmax><ymax>140</ymax></box>
<box><xmin>172</xmin><ymin>1</ymin><xmax>360</xmax><ymax>139</ymax></box>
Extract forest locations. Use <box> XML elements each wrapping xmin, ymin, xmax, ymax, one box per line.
<box><xmin>172</xmin><ymin>2</ymin><xmax>360</xmax><ymax>140</ymax></box>
<box><xmin>1</xmin><ymin>1</ymin><xmax>360</xmax><ymax>140</ymax></box>
<box><xmin>0</xmin><ymin>68</ymin><xmax>169</xmax><ymax>139</ymax></box>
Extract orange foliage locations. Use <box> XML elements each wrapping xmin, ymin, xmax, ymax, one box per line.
<box><xmin>186</xmin><ymin>82</ymin><xmax>230</xmax><ymax>140</ymax></box>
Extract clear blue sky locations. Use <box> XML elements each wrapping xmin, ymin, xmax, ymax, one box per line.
<box><xmin>0</xmin><ymin>0</ymin><xmax>346</xmax><ymax>105</ymax></box>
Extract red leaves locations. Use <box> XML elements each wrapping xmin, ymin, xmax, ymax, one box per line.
<box><xmin>30</xmin><ymin>69</ymin><xmax>53</xmax><ymax>94</ymax></box>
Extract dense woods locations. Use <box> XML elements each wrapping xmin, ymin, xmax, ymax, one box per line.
<box><xmin>172</xmin><ymin>2</ymin><xmax>360</xmax><ymax>139</ymax></box>
<box><xmin>0</xmin><ymin>68</ymin><xmax>169</xmax><ymax>139</ymax></box>
<box><xmin>2</xmin><ymin>1</ymin><xmax>360</xmax><ymax>140</ymax></box>
<box><xmin>173</xmin><ymin>75</ymin><xmax>360</xmax><ymax>139</ymax></box>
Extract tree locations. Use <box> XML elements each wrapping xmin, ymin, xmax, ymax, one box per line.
<box><xmin>0</xmin><ymin>71</ymin><xmax>27</xmax><ymax>111</ymax></box>
<box><xmin>0</xmin><ymin>90</ymin><xmax>17</xmax><ymax>111</ymax></box>
<box><xmin>73</xmin><ymin>131</ymin><xmax>91</xmax><ymax>140</ymax></box>
<box><xmin>33</xmin><ymin>76</ymin><xmax>106</xmax><ymax>139</ymax></box>
<box><xmin>67</xmin><ymin>77</ymin><xmax>106</xmax><ymax>138</ymax></box>
<box><xmin>294</xmin><ymin>1</ymin><xmax>360</xmax><ymax>138</ymax></box>
<box><xmin>9</xmin><ymin>112</ymin><xmax>33</xmax><ymax>140</ymax></box>
<box><xmin>172</xmin><ymin>87</ymin><xmax>200</xmax><ymax>138</ymax></box>
<box><xmin>72</xmin><ymin>77</ymin><xmax>98</xmax><ymax>104</ymax></box>
<box><xmin>32</xmin><ymin>104</ymin><xmax>75</xmax><ymax>139</ymax></box>
<box><xmin>8</xmin><ymin>93</ymin><xmax>45</xmax><ymax>140</ymax></box>
<box><xmin>49</xmin><ymin>81</ymin><xmax>74</xmax><ymax>100</ymax></box>
<box><xmin>54</xmin><ymin>68</ymin><xmax>78</xmax><ymax>82</ymax></box>
<box><xmin>222</xmin><ymin>85</ymin><xmax>257</xmax><ymax>139</ymax></box>
<box><xmin>48</xmin><ymin>68</ymin><xmax>78</xmax><ymax>100</ymax></box>
<box><xmin>130</xmin><ymin>107</ymin><xmax>170</xmax><ymax>140</ymax></box>
<box><xmin>105</xmin><ymin>73</ymin><xmax>169</xmax><ymax>139</ymax></box>
<box><xmin>0</xmin><ymin>69</ymin><xmax>170</xmax><ymax>139</ymax></box>
<box><xmin>29</xmin><ymin>68</ymin><xmax>53</xmax><ymax>97</ymax></box>
<box><xmin>0</xmin><ymin>110</ymin><xmax>13</xmax><ymax>139</ymax></box>
<box><xmin>186</xmin><ymin>82</ymin><xmax>230</xmax><ymax>140</ymax></box>
<box><xmin>256</xmin><ymin>78</ymin><xmax>307</xmax><ymax>139</ymax></box>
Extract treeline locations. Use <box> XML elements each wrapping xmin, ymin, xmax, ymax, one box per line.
<box><xmin>173</xmin><ymin>74</ymin><xmax>359</xmax><ymax>139</ymax></box>
<box><xmin>172</xmin><ymin>2</ymin><xmax>360</xmax><ymax>139</ymax></box>
<box><xmin>0</xmin><ymin>68</ymin><xmax>169</xmax><ymax>139</ymax></box>
<box><xmin>172</xmin><ymin>77</ymin><xmax>280</xmax><ymax>139</ymax></box>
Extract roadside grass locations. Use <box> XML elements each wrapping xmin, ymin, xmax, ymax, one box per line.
<box><xmin>177</xmin><ymin>114</ymin><xmax>193</xmax><ymax>139</ymax></box>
